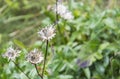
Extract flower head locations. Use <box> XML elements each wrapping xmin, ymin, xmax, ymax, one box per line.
<box><xmin>2</xmin><ymin>47</ymin><xmax>21</xmax><ymax>61</ymax></box>
<box><xmin>26</xmin><ymin>49</ymin><xmax>43</xmax><ymax>64</ymax></box>
<box><xmin>61</xmin><ymin>12</ymin><xmax>74</xmax><ymax>20</ymax></box>
<box><xmin>53</xmin><ymin>2</ymin><xmax>67</xmax><ymax>15</ymax></box>
<box><xmin>38</xmin><ymin>25</ymin><xmax>56</xmax><ymax>41</ymax></box>
<box><xmin>52</xmin><ymin>2</ymin><xmax>74</xmax><ymax>20</ymax></box>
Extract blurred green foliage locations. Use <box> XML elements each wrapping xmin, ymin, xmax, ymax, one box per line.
<box><xmin>0</xmin><ymin>0</ymin><xmax>120</xmax><ymax>79</ymax></box>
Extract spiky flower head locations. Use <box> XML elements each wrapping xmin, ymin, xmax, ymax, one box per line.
<box><xmin>2</xmin><ymin>47</ymin><xmax>21</xmax><ymax>61</ymax></box>
<box><xmin>26</xmin><ymin>49</ymin><xmax>43</xmax><ymax>64</ymax></box>
<box><xmin>53</xmin><ymin>2</ymin><xmax>67</xmax><ymax>15</ymax></box>
<box><xmin>38</xmin><ymin>25</ymin><xmax>56</xmax><ymax>41</ymax></box>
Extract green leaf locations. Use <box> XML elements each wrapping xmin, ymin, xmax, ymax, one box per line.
<box><xmin>98</xmin><ymin>42</ymin><xmax>110</xmax><ymax>53</ymax></box>
<box><xmin>95</xmin><ymin>64</ymin><xmax>105</xmax><ymax>74</ymax></box>
<box><xmin>58</xmin><ymin>75</ymin><xmax>73</xmax><ymax>79</ymax></box>
<box><xmin>94</xmin><ymin>52</ymin><xmax>103</xmax><ymax>60</ymax></box>
<box><xmin>83</xmin><ymin>68</ymin><xmax>91</xmax><ymax>79</ymax></box>
<box><xmin>13</xmin><ymin>39</ymin><xmax>26</xmax><ymax>49</ymax></box>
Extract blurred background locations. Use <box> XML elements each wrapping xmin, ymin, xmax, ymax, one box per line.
<box><xmin>0</xmin><ymin>0</ymin><xmax>120</xmax><ymax>79</ymax></box>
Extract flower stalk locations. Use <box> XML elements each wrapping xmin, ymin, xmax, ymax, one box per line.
<box><xmin>12</xmin><ymin>61</ymin><xmax>31</xmax><ymax>79</ymax></box>
<box><xmin>34</xmin><ymin>64</ymin><xmax>43</xmax><ymax>79</ymax></box>
<box><xmin>56</xmin><ymin>0</ymin><xmax>62</xmax><ymax>35</ymax></box>
<box><xmin>42</xmin><ymin>40</ymin><xmax>49</xmax><ymax>78</ymax></box>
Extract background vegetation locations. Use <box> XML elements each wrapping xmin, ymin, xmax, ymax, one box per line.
<box><xmin>0</xmin><ymin>0</ymin><xmax>120</xmax><ymax>79</ymax></box>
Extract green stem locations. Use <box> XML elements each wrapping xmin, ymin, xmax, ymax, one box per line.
<box><xmin>42</xmin><ymin>40</ymin><xmax>49</xmax><ymax>78</ymax></box>
<box><xmin>34</xmin><ymin>64</ymin><xmax>43</xmax><ymax>79</ymax></box>
<box><xmin>56</xmin><ymin>0</ymin><xmax>62</xmax><ymax>35</ymax></box>
<box><xmin>12</xmin><ymin>61</ymin><xmax>31</xmax><ymax>79</ymax></box>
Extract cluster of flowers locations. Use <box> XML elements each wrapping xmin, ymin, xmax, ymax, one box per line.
<box><xmin>2</xmin><ymin>1</ymin><xmax>74</xmax><ymax>63</ymax></box>
<box><xmin>2</xmin><ymin>1</ymin><xmax>74</xmax><ymax>78</ymax></box>
<box><xmin>3</xmin><ymin>26</ymin><xmax>56</xmax><ymax>64</ymax></box>
<box><xmin>53</xmin><ymin>2</ymin><xmax>74</xmax><ymax>20</ymax></box>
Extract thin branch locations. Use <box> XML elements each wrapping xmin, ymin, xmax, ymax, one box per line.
<box><xmin>42</xmin><ymin>40</ymin><xmax>49</xmax><ymax>78</ymax></box>
<box><xmin>34</xmin><ymin>64</ymin><xmax>43</xmax><ymax>79</ymax></box>
<box><xmin>12</xmin><ymin>61</ymin><xmax>31</xmax><ymax>79</ymax></box>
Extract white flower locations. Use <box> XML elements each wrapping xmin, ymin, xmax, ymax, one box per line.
<box><xmin>53</xmin><ymin>2</ymin><xmax>67</xmax><ymax>15</ymax></box>
<box><xmin>61</xmin><ymin>12</ymin><xmax>74</xmax><ymax>20</ymax></box>
<box><xmin>2</xmin><ymin>47</ymin><xmax>21</xmax><ymax>61</ymax></box>
<box><xmin>38</xmin><ymin>25</ymin><xmax>56</xmax><ymax>41</ymax></box>
<box><xmin>52</xmin><ymin>2</ymin><xmax>74</xmax><ymax>20</ymax></box>
<box><xmin>26</xmin><ymin>49</ymin><xmax>43</xmax><ymax>64</ymax></box>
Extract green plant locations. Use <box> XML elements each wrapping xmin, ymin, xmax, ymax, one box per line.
<box><xmin>0</xmin><ymin>0</ymin><xmax>120</xmax><ymax>79</ymax></box>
